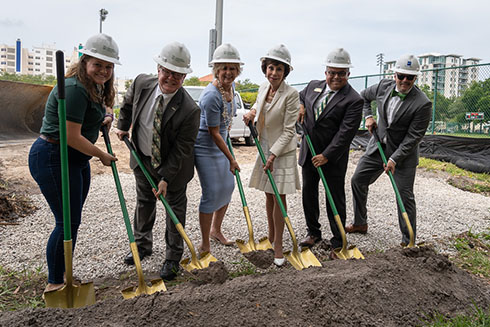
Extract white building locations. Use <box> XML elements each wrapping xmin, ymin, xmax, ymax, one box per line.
<box><xmin>0</xmin><ymin>39</ymin><xmax>76</xmax><ymax>76</ymax></box>
<box><xmin>383</xmin><ymin>53</ymin><xmax>481</xmax><ymax>98</ymax></box>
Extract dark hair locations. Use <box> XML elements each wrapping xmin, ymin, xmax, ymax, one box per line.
<box><xmin>65</xmin><ymin>54</ymin><xmax>116</xmax><ymax>107</ymax></box>
<box><xmin>261</xmin><ymin>59</ymin><xmax>290</xmax><ymax>78</ymax></box>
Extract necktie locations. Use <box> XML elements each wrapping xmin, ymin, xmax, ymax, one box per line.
<box><xmin>151</xmin><ymin>94</ymin><xmax>164</xmax><ymax>169</ymax></box>
<box><xmin>391</xmin><ymin>89</ymin><xmax>407</xmax><ymax>101</ymax></box>
<box><xmin>315</xmin><ymin>90</ymin><xmax>334</xmax><ymax>120</ymax></box>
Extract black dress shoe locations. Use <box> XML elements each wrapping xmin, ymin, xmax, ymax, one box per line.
<box><xmin>299</xmin><ymin>235</ymin><xmax>322</xmax><ymax>248</ymax></box>
<box><xmin>160</xmin><ymin>260</ymin><xmax>180</xmax><ymax>281</ymax></box>
<box><xmin>124</xmin><ymin>249</ymin><xmax>152</xmax><ymax>265</ymax></box>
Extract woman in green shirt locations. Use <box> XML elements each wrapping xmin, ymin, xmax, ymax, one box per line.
<box><xmin>28</xmin><ymin>33</ymin><xmax>120</xmax><ymax>293</ymax></box>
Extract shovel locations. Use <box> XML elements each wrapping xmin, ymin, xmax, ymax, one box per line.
<box><xmin>101</xmin><ymin>126</ymin><xmax>166</xmax><ymax>299</ymax></box>
<box><xmin>226</xmin><ymin>137</ymin><xmax>272</xmax><ymax>254</ymax></box>
<box><xmin>122</xmin><ymin>136</ymin><xmax>217</xmax><ymax>272</ymax></box>
<box><xmin>372</xmin><ymin>129</ymin><xmax>415</xmax><ymax>248</ymax></box>
<box><xmin>43</xmin><ymin>51</ymin><xmax>96</xmax><ymax>308</ymax></box>
<box><xmin>302</xmin><ymin>126</ymin><xmax>364</xmax><ymax>260</ymax></box>
<box><xmin>248</xmin><ymin>123</ymin><xmax>321</xmax><ymax>270</ymax></box>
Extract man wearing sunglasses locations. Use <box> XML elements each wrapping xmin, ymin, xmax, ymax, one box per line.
<box><xmin>116</xmin><ymin>42</ymin><xmax>200</xmax><ymax>281</ymax></box>
<box><xmin>347</xmin><ymin>54</ymin><xmax>432</xmax><ymax>246</ymax></box>
<box><xmin>297</xmin><ymin>48</ymin><xmax>363</xmax><ymax>259</ymax></box>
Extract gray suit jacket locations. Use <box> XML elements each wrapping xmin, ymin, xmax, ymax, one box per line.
<box><xmin>361</xmin><ymin>79</ymin><xmax>432</xmax><ymax>167</ymax></box>
<box><xmin>117</xmin><ymin>74</ymin><xmax>200</xmax><ymax>190</ymax></box>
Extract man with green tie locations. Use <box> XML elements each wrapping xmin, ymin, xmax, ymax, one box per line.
<box><xmin>297</xmin><ymin>48</ymin><xmax>363</xmax><ymax>259</ymax></box>
<box><xmin>116</xmin><ymin>42</ymin><xmax>200</xmax><ymax>281</ymax></box>
<box><xmin>347</xmin><ymin>54</ymin><xmax>432</xmax><ymax>246</ymax></box>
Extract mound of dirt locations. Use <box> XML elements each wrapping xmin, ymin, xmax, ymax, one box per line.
<box><xmin>1</xmin><ymin>246</ymin><xmax>488</xmax><ymax>326</ymax></box>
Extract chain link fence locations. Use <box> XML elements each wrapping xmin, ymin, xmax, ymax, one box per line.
<box><xmin>289</xmin><ymin>63</ymin><xmax>490</xmax><ymax>137</ymax></box>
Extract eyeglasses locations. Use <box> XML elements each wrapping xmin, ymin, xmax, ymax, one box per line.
<box><xmin>396</xmin><ymin>73</ymin><xmax>416</xmax><ymax>81</ymax></box>
<box><xmin>159</xmin><ymin>67</ymin><xmax>185</xmax><ymax>79</ymax></box>
<box><xmin>327</xmin><ymin>70</ymin><xmax>348</xmax><ymax>77</ymax></box>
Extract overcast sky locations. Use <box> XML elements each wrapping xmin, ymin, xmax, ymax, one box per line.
<box><xmin>2</xmin><ymin>0</ymin><xmax>489</xmax><ymax>86</ymax></box>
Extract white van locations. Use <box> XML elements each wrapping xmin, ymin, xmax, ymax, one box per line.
<box><xmin>184</xmin><ymin>86</ymin><xmax>254</xmax><ymax>145</ymax></box>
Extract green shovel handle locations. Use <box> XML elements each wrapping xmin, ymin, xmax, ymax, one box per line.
<box><xmin>122</xmin><ymin>136</ymin><xmax>181</xmax><ymax>227</ymax></box>
<box><xmin>56</xmin><ymin>50</ymin><xmax>71</xmax><ymax>241</ymax></box>
<box><xmin>372</xmin><ymin>129</ymin><xmax>407</xmax><ymax>213</ymax></box>
<box><xmin>247</xmin><ymin>123</ymin><xmax>287</xmax><ymax>218</ymax></box>
<box><xmin>101</xmin><ymin>126</ymin><xmax>135</xmax><ymax>243</ymax></box>
<box><xmin>226</xmin><ymin>137</ymin><xmax>247</xmax><ymax>208</ymax></box>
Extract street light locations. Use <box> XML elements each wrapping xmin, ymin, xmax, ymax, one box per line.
<box><xmin>99</xmin><ymin>9</ymin><xmax>109</xmax><ymax>33</ymax></box>
<box><xmin>376</xmin><ymin>53</ymin><xmax>384</xmax><ymax>80</ymax></box>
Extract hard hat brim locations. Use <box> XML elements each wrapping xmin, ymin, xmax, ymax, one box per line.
<box><xmin>79</xmin><ymin>50</ymin><xmax>121</xmax><ymax>65</ymax></box>
<box><xmin>153</xmin><ymin>55</ymin><xmax>193</xmax><ymax>74</ymax></box>
<box><xmin>394</xmin><ymin>68</ymin><xmax>420</xmax><ymax>75</ymax></box>
<box><xmin>260</xmin><ymin>56</ymin><xmax>293</xmax><ymax>71</ymax></box>
<box><xmin>325</xmin><ymin>63</ymin><xmax>353</xmax><ymax>69</ymax></box>
<box><xmin>210</xmin><ymin>58</ymin><xmax>244</xmax><ymax>66</ymax></box>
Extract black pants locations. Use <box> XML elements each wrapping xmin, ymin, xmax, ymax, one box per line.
<box><xmin>133</xmin><ymin>156</ymin><xmax>188</xmax><ymax>262</ymax></box>
<box><xmin>302</xmin><ymin>161</ymin><xmax>346</xmax><ymax>249</ymax></box>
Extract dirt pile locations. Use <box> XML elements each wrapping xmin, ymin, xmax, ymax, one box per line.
<box><xmin>1</xmin><ymin>246</ymin><xmax>488</xmax><ymax>326</ymax></box>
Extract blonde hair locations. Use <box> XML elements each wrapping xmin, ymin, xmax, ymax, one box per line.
<box><xmin>212</xmin><ymin>63</ymin><xmax>242</xmax><ymax>79</ymax></box>
<box><xmin>65</xmin><ymin>54</ymin><xmax>116</xmax><ymax>107</ymax></box>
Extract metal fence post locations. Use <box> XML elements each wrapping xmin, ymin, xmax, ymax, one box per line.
<box><xmin>431</xmin><ymin>69</ymin><xmax>439</xmax><ymax>134</ymax></box>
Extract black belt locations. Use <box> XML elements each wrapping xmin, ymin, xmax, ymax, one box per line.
<box><xmin>40</xmin><ymin>134</ymin><xmax>60</xmax><ymax>144</ymax></box>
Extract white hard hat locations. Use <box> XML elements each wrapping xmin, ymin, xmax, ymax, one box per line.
<box><xmin>324</xmin><ymin>48</ymin><xmax>352</xmax><ymax>68</ymax></box>
<box><xmin>153</xmin><ymin>41</ymin><xmax>193</xmax><ymax>74</ymax></box>
<box><xmin>210</xmin><ymin>43</ymin><xmax>244</xmax><ymax>66</ymax></box>
<box><xmin>394</xmin><ymin>54</ymin><xmax>420</xmax><ymax>75</ymax></box>
<box><xmin>79</xmin><ymin>33</ymin><xmax>121</xmax><ymax>65</ymax></box>
<box><xmin>260</xmin><ymin>44</ymin><xmax>293</xmax><ymax>70</ymax></box>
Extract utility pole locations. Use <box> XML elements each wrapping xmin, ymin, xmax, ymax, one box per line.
<box><xmin>376</xmin><ymin>53</ymin><xmax>384</xmax><ymax>80</ymax></box>
<box><xmin>99</xmin><ymin>9</ymin><xmax>109</xmax><ymax>33</ymax></box>
<box><xmin>208</xmin><ymin>0</ymin><xmax>223</xmax><ymax>65</ymax></box>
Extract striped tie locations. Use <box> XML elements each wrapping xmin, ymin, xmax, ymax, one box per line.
<box><xmin>151</xmin><ymin>95</ymin><xmax>164</xmax><ymax>169</ymax></box>
<box><xmin>315</xmin><ymin>91</ymin><xmax>334</xmax><ymax>120</ymax></box>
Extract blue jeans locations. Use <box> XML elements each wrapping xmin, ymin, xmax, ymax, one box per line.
<box><xmin>28</xmin><ymin>137</ymin><xmax>91</xmax><ymax>284</ymax></box>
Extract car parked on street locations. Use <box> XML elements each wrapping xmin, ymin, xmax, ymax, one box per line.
<box><xmin>184</xmin><ymin>85</ymin><xmax>254</xmax><ymax>145</ymax></box>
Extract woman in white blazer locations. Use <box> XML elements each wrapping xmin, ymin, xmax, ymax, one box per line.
<box><xmin>243</xmin><ymin>44</ymin><xmax>300</xmax><ymax>266</ymax></box>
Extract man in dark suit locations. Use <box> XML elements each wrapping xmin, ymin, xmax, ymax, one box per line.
<box><xmin>347</xmin><ymin>54</ymin><xmax>432</xmax><ymax>245</ymax></box>
<box><xmin>116</xmin><ymin>42</ymin><xmax>200</xmax><ymax>281</ymax></box>
<box><xmin>297</xmin><ymin>48</ymin><xmax>363</xmax><ymax>258</ymax></box>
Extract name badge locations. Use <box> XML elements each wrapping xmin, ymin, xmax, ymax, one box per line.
<box><xmin>314</xmin><ymin>88</ymin><xmax>322</xmax><ymax>93</ymax></box>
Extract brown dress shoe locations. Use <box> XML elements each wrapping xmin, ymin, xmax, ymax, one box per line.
<box><xmin>345</xmin><ymin>224</ymin><xmax>368</xmax><ymax>234</ymax></box>
<box><xmin>329</xmin><ymin>251</ymin><xmax>338</xmax><ymax>260</ymax></box>
<box><xmin>299</xmin><ymin>235</ymin><xmax>322</xmax><ymax>247</ymax></box>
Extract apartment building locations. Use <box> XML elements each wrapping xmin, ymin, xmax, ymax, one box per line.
<box><xmin>0</xmin><ymin>39</ymin><xmax>77</xmax><ymax>76</ymax></box>
<box><xmin>383</xmin><ymin>53</ymin><xmax>480</xmax><ymax>98</ymax></box>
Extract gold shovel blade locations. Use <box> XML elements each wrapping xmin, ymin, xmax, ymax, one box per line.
<box><xmin>122</xmin><ymin>279</ymin><xmax>166</xmax><ymax>299</ymax></box>
<box><xmin>334</xmin><ymin>245</ymin><xmax>365</xmax><ymax>260</ymax></box>
<box><xmin>236</xmin><ymin>236</ymin><xmax>272</xmax><ymax>254</ymax></box>
<box><xmin>44</xmin><ymin>282</ymin><xmax>95</xmax><ymax>308</ymax></box>
<box><xmin>181</xmin><ymin>252</ymin><xmax>218</xmax><ymax>272</ymax></box>
<box><xmin>284</xmin><ymin>248</ymin><xmax>322</xmax><ymax>270</ymax></box>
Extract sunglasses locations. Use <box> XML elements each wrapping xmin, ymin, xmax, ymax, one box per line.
<box><xmin>396</xmin><ymin>73</ymin><xmax>416</xmax><ymax>81</ymax></box>
<box><xmin>327</xmin><ymin>70</ymin><xmax>348</xmax><ymax>77</ymax></box>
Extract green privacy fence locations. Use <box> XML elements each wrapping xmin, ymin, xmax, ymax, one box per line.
<box><xmin>285</xmin><ymin>63</ymin><xmax>490</xmax><ymax>137</ymax></box>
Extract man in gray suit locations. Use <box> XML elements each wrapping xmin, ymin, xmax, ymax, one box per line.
<box><xmin>116</xmin><ymin>42</ymin><xmax>200</xmax><ymax>281</ymax></box>
<box><xmin>297</xmin><ymin>48</ymin><xmax>363</xmax><ymax>258</ymax></box>
<box><xmin>347</xmin><ymin>54</ymin><xmax>432</xmax><ymax>245</ymax></box>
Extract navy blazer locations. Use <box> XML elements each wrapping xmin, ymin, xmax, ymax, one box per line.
<box><xmin>298</xmin><ymin>80</ymin><xmax>363</xmax><ymax>176</ymax></box>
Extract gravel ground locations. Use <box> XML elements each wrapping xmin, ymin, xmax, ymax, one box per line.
<box><xmin>1</xmin><ymin>150</ymin><xmax>489</xmax><ymax>280</ymax></box>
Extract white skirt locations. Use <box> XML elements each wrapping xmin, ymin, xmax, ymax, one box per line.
<box><xmin>249</xmin><ymin>130</ymin><xmax>300</xmax><ymax>195</ymax></box>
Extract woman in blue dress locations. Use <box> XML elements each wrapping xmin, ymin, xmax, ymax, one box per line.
<box><xmin>195</xmin><ymin>43</ymin><xmax>244</xmax><ymax>253</ymax></box>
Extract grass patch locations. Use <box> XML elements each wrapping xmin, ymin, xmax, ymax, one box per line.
<box><xmin>420</xmin><ymin>303</ymin><xmax>490</xmax><ymax>326</ymax></box>
<box><xmin>228</xmin><ymin>258</ymin><xmax>258</xmax><ymax>278</ymax></box>
<box><xmin>0</xmin><ymin>266</ymin><xmax>45</xmax><ymax>311</ymax></box>
<box><xmin>450</xmin><ymin>230</ymin><xmax>490</xmax><ymax>279</ymax></box>
<box><xmin>419</xmin><ymin>158</ymin><xmax>490</xmax><ymax>194</ymax></box>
